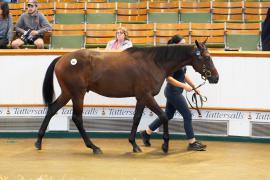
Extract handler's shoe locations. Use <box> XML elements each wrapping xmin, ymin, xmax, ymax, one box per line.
<box><xmin>187</xmin><ymin>141</ymin><xmax>207</xmax><ymax>151</ymax></box>
<box><xmin>140</xmin><ymin>130</ymin><xmax>151</xmax><ymax>147</ymax></box>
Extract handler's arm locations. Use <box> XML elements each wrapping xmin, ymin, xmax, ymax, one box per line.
<box><xmin>166</xmin><ymin>76</ymin><xmax>192</xmax><ymax>92</ymax></box>
<box><xmin>184</xmin><ymin>74</ymin><xmax>201</xmax><ymax>95</ymax></box>
<box><xmin>184</xmin><ymin>74</ymin><xmax>196</xmax><ymax>89</ymax></box>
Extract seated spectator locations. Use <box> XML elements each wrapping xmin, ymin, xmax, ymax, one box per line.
<box><xmin>11</xmin><ymin>0</ymin><xmax>51</xmax><ymax>49</ymax></box>
<box><xmin>262</xmin><ymin>8</ymin><xmax>270</xmax><ymax>51</ymax></box>
<box><xmin>106</xmin><ymin>27</ymin><xmax>132</xmax><ymax>51</ymax></box>
<box><xmin>0</xmin><ymin>2</ymin><xmax>13</xmax><ymax>49</ymax></box>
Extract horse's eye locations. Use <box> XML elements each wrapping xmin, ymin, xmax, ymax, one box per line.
<box><xmin>196</xmin><ymin>50</ymin><xmax>201</xmax><ymax>56</ymax></box>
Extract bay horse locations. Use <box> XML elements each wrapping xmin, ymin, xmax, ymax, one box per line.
<box><xmin>35</xmin><ymin>40</ymin><xmax>219</xmax><ymax>154</ymax></box>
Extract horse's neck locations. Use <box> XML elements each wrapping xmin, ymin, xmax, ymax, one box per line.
<box><xmin>159</xmin><ymin>46</ymin><xmax>194</xmax><ymax>76</ymax></box>
<box><xmin>164</xmin><ymin>57</ymin><xmax>192</xmax><ymax>76</ymax></box>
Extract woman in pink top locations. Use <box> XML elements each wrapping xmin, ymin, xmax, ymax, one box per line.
<box><xmin>106</xmin><ymin>27</ymin><xmax>133</xmax><ymax>50</ymax></box>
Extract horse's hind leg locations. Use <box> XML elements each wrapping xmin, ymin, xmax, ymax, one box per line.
<box><xmin>129</xmin><ymin>100</ymin><xmax>145</xmax><ymax>153</ymax></box>
<box><xmin>71</xmin><ymin>92</ymin><xmax>102</xmax><ymax>154</ymax></box>
<box><xmin>35</xmin><ymin>93</ymin><xmax>71</xmax><ymax>150</ymax></box>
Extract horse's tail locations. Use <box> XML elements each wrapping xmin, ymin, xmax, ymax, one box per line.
<box><xmin>42</xmin><ymin>56</ymin><xmax>61</xmax><ymax>106</ymax></box>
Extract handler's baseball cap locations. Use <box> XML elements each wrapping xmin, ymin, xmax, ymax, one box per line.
<box><xmin>27</xmin><ymin>0</ymin><xmax>38</xmax><ymax>6</ymax></box>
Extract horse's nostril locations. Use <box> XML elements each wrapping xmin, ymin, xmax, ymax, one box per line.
<box><xmin>208</xmin><ymin>76</ymin><xmax>219</xmax><ymax>84</ymax></box>
<box><xmin>214</xmin><ymin>76</ymin><xmax>219</xmax><ymax>83</ymax></box>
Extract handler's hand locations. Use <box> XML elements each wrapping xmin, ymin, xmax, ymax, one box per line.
<box><xmin>194</xmin><ymin>89</ymin><xmax>201</xmax><ymax>95</ymax></box>
<box><xmin>184</xmin><ymin>85</ymin><xmax>193</xmax><ymax>92</ymax></box>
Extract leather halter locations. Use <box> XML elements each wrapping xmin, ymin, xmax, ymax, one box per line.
<box><xmin>194</xmin><ymin>48</ymin><xmax>212</xmax><ymax>81</ymax></box>
<box><xmin>186</xmin><ymin>48</ymin><xmax>212</xmax><ymax>117</ymax></box>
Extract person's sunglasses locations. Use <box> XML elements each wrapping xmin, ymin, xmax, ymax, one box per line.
<box><xmin>27</xmin><ymin>4</ymin><xmax>35</xmax><ymax>8</ymax></box>
<box><xmin>116</xmin><ymin>31</ymin><xmax>124</xmax><ymax>35</ymax></box>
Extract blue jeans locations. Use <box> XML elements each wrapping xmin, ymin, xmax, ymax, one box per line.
<box><xmin>148</xmin><ymin>87</ymin><xmax>194</xmax><ymax>139</ymax></box>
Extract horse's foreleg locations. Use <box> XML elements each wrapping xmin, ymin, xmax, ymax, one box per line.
<box><xmin>72</xmin><ymin>92</ymin><xmax>102</xmax><ymax>154</ymax></box>
<box><xmin>143</xmin><ymin>95</ymin><xmax>169</xmax><ymax>153</ymax></box>
<box><xmin>129</xmin><ymin>100</ymin><xmax>145</xmax><ymax>153</ymax></box>
<box><xmin>35</xmin><ymin>93</ymin><xmax>70</xmax><ymax>150</ymax></box>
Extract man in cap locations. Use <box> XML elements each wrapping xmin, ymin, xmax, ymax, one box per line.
<box><xmin>11</xmin><ymin>0</ymin><xmax>51</xmax><ymax>49</ymax></box>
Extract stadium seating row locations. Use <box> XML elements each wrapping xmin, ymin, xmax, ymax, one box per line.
<box><xmin>8</xmin><ymin>1</ymin><xmax>270</xmax><ymax>24</ymax></box>
<box><xmin>42</xmin><ymin>23</ymin><xmax>261</xmax><ymax>51</ymax></box>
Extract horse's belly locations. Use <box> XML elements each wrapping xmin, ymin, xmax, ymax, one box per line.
<box><xmin>92</xmin><ymin>89</ymin><xmax>134</xmax><ymax>98</ymax></box>
<box><xmin>89</xmin><ymin>83</ymin><xmax>135</xmax><ymax>98</ymax></box>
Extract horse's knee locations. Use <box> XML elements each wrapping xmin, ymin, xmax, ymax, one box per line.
<box><xmin>72</xmin><ymin>114</ymin><xmax>83</xmax><ymax>124</ymax></box>
<box><xmin>72</xmin><ymin>114</ymin><xmax>80</xmax><ymax>120</ymax></box>
<box><xmin>132</xmin><ymin>119</ymin><xmax>140</xmax><ymax>127</ymax></box>
<box><xmin>46</xmin><ymin>106</ymin><xmax>58</xmax><ymax>116</ymax></box>
<box><xmin>133</xmin><ymin>113</ymin><xmax>142</xmax><ymax>121</ymax></box>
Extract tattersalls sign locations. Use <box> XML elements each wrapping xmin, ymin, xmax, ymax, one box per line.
<box><xmin>0</xmin><ymin>106</ymin><xmax>269</xmax><ymax>122</ymax></box>
<box><xmin>13</xmin><ymin>107</ymin><xmax>47</xmax><ymax>116</ymax></box>
<box><xmin>0</xmin><ymin>106</ymin><xmax>269</xmax><ymax>137</ymax></box>
<box><xmin>254</xmin><ymin>112</ymin><xmax>270</xmax><ymax>121</ymax></box>
<box><xmin>0</xmin><ymin>106</ymin><xmax>140</xmax><ymax>118</ymax></box>
<box><xmin>0</xmin><ymin>106</ymin><xmax>269</xmax><ymax>121</ymax></box>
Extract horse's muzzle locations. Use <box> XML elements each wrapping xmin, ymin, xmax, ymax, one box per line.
<box><xmin>208</xmin><ymin>76</ymin><xmax>219</xmax><ymax>84</ymax></box>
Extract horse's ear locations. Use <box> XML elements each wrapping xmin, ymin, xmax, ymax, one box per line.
<box><xmin>195</xmin><ymin>40</ymin><xmax>200</xmax><ymax>49</ymax></box>
<box><xmin>203</xmin><ymin>37</ymin><xmax>208</xmax><ymax>44</ymax></box>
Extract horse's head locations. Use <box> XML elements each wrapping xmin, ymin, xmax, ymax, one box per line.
<box><xmin>191</xmin><ymin>39</ymin><xmax>219</xmax><ymax>84</ymax></box>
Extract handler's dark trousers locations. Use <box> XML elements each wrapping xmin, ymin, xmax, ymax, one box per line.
<box><xmin>148</xmin><ymin>87</ymin><xmax>195</xmax><ymax>139</ymax></box>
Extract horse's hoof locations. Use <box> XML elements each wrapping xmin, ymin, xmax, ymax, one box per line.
<box><xmin>93</xmin><ymin>148</ymin><xmax>103</xmax><ymax>154</ymax></box>
<box><xmin>35</xmin><ymin>141</ymin><xmax>42</xmax><ymax>150</ymax></box>
<box><xmin>162</xmin><ymin>143</ymin><xmax>168</xmax><ymax>153</ymax></box>
<box><xmin>133</xmin><ymin>146</ymin><xmax>142</xmax><ymax>153</ymax></box>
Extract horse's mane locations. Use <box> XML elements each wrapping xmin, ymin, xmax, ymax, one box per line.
<box><xmin>125</xmin><ymin>45</ymin><xmax>194</xmax><ymax>65</ymax></box>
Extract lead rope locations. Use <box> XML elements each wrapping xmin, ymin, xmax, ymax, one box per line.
<box><xmin>186</xmin><ymin>80</ymin><xmax>207</xmax><ymax>117</ymax></box>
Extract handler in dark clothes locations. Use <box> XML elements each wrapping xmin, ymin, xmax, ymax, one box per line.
<box><xmin>140</xmin><ymin>35</ymin><xmax>207</xmax><ymax>151</ymax></box>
